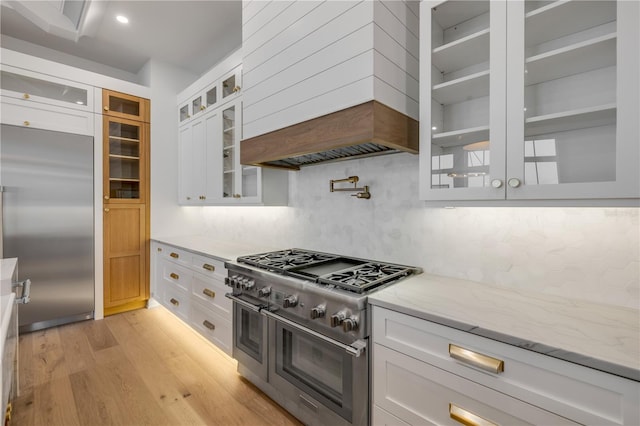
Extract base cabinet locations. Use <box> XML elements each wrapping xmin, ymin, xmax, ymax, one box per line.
<box><xmin>152</xmin><ymin>242</ymin><xmax>232</xmax><ymax>355</ymax></box>
<box><xmin>371</xmin><ymin>306</ymin><xmax>640</xmax><ymax>426</ymax></box>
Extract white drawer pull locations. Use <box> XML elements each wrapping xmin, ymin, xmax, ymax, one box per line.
<box><xmin>202</xmin><ymin>263</ymin><xmax>215</xmax><ymax>272</ymax></box>
<box><xmin>449</xmin><ymin>403</ymin><xmax>497</xmax><ymax>426</ymax></box>
<box><xmin>449</xmin><ymin>344</ymin><xmax>504</xmax><ymax>374</ymax></box>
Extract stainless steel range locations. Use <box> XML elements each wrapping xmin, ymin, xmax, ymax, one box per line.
<box><xmin>225</xmin><ymin>249</ymin><xmax>421</xmax><ymax>426</ymax></box>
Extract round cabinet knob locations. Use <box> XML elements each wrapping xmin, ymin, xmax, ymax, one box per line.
<box><xmin>257</xmin><ymin>287</ymin><xmax>271</xmax><ymax>297</ymax></box>
<box><xmin>330</xmin><ymin>312</ymin><xmax>346</xmax><ymax>328</ymax></box>
<box><xmin>104</xmin><ymin>195</ymin><xmax>110</xmax><ymax>200</ymax></box>
<box><xmin>342</xmin><ymin>317</ymin><xmax>358</xmax><ymax>332</ymax></box>
<box><xmin>104</xmin><ymin>208</ymin><xmax>110</xmax><ymax>212</ymax></box>
<box><xmin>103</xmin><ymin>106</ymin><xmax>109</xmax><ymax>112</ymax></box>
<box><xmin>283</xmin><ymin>295</ymin><xmax>298</xmax><ymax>308</ymax></box>
<box><xmin>233</xmin><ymin>86</ymin><xmax>241</xmax><ymax>93</ymax></box>
<box><xmin>23</xmin><ymin>93</ymin><xmax>30</xmax><ymax>99</ymax></box>
<box><xmin>310</xmin><ymin>305</ymin><xmax>326</xmax><ymax>319</ymax></box>
<box><xmin>23</xmin><ymin>121</ymin><xmax>30</xmax><ymax>126</ymax></box>
<box><xmin>491</xmin><ymin>179</ymin><xmax>503</xmax><ymax>188</ymax></box>
<box><xmin>508</xmin><ymin>178</ymin><xmax>522</xmax><ymax>188</ymax></box>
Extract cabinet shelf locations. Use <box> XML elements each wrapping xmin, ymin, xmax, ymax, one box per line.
<box><xmin>525</xmin><ymin>103</ymin><xmax>616</xmax><ymax>137</ymax></box>
<box><xmin>432</xmin><ymin>28</ymin><xmax>490</xmax><ymax>73</ymax></box>
<box><xmin>109</xmin><ymin>177</ymin><xmax>141</xmax><ymax>182</ymax></box>
<box><xmin>525</xmin><ymin>33</ymin><xmax>616</xmax><ymax>86</ymax></box>
<box><xmin>109</xmin><ymin>154</ymin><xmax>140</xmax><ymax>160</ymax></box>
<box><xmin>432</xmin><ymin>70</ymin><xmax>490</xmax><ymax>105</ymax></box>
<box><xmin>432</xmin><ymin>1</ymin><xmax>490</xmax><ymax>30</ymax></box>
<box><xmin>109</xmin><ymin>136</ymin><xmax>140</xmax><ymax>143</ymax></box>
<box><xmin>432</xmin><ymin>125</ymin><xmax>490</xmax><ymax>148</ymax></box>
<box><xmin>525</xmin><ymin>0</ymin><xmax>616</xmax><ymax>47</ymax></box>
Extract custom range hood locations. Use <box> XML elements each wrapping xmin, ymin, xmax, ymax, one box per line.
<box><xmin>240</xmin><ymin>101</ymin><xmax>419</xmax><ymax>170</ymax></box>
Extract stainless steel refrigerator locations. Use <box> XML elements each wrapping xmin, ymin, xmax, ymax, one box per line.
<box><xmin>1</xmin><ymin>123</ymin><xmax>94</xmax><ymax>332</ymax></box>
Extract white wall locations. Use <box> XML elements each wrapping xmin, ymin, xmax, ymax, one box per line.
<box><xmin>167</xmin><ymin>153</ymin><xmax>639</xmax><ymax>310</ymax></box>
<box><xmin>138</xmin><ymin>59</ymin><xmax>203</xmax><ymax>238</ymax></box>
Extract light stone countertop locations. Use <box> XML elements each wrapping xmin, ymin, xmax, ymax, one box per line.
<box><xmin>152</xmin><ymin>235</ymin><xmax>281</xmax><ymax>263</ymax></box>
<box><xmin>369</xmin><ymin>273</ymin><xmax>640</xmax><ymax>382</ymax></box>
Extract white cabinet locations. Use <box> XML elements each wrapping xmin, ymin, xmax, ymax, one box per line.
<box><xmin>177</xmin><ymin>53</ymin><xmax>288</xmax><ymax>206</ymax></box>
<box><xmin>372</xmin><ymin>306</ymin><xmax>640</xmax><ymax>426</ymax></box>
<box><xmin>152</xmin><ymin>242</ymin><xmax>233</xmax><ymax>355</ymax></box>
<box><xmin>419</xmin><ymin>0</ymin><xmax>640</xmax><ymax>203</ymax></box>
<box><xmin>0</xmin><ymin>66</ymin><xmax>94</xmax><ymax>135</ymax></box>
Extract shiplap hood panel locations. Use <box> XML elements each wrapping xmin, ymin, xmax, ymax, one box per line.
<box><xmin>240</xmin><ymin>0</ymin><xmax>420</xmax><ymax>169</ymax></box>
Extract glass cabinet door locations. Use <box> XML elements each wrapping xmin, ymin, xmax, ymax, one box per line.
<box><xmin>420</xmin><ymin>0</ymin><xmax>507</xmax><ymax>201</ymax></box>
<box><xmin>506</xmin><ymin>0</ymin><xmax>638</xmax><ymax>200</ymax></box>
<box><xmin>222</xmin><ymin>103</ymin><xmax>238</xmax><ymax>200</ymax></box>
<box><xmin>222</xmin><ymin>66</ymin><xmax>242</xmax><ymax>101</ymax></box>
<box><xmin>103</xmin><ymin>89</ymin><xmax>149</xmax><ymax>122</ymax></box>
<box><xmin>104</xmin><ymin>117</ymin><xmax>146</xmax><ymax>202</ymax></box>
<box><xmin>1</xmin><ymin>67</ymin><xmax>91</xmax><ymax>110</ymax></box>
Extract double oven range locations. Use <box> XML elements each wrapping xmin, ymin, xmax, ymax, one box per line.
<box><xmin>225</xmin><ymin>249</ymin><xmax>421</xmax><ymax>426</ymax></box>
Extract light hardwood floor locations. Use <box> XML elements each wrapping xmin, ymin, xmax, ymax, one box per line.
<box><xmin>11</xmin><ymin>306</ymin><xmax>302</xmax><ymax>426</ymax></box>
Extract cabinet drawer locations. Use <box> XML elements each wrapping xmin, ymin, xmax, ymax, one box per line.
<box><xmin>190</xmin><ymin>302</ymin><xmax>232</xmax><ymax>356</ymax></box>
<box><xmin>191</xmin><ymin>254</ymin><xmax>225</xmax><ymax>279</ymax></box>
<box><xmin>160</xmin><ymin>260</ymin><xmax>191</xmax><ymax>293</ymax></box>
<box><xmin>1</xmin><ymin>97</ymin><xmax>94</xmax><ymax>136</ymax></box>
<box><xmin>191</xmin><ymin>272</ymin><xmax>232</xmax><ymax>318</ymax></box>
<box><xmin>163</xmin><ymin>285</ymin><xmax>189</xmax><ymax>322</ymax></box>
<box><xmin>156</xmin><ymin>244</ymin><xmax>191</xmax><ymax>267</ymax></box>
<box><xmin>373</xmin><ymin>344</ymin><xmax>578</xmax><ymax>426</ymax></box>
<box><xmin>372</xmin><ymin>306</ymin><xmax>639</xmax><ymax>425</ymax></box>
<box><xmin>372</xmin><ymin>405</ymin><xmax>411</xmax><ymax>426</ymax></box>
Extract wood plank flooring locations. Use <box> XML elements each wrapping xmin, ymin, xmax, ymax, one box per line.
<box><xmin>11</xmin><ymin>306</ymin><xmax>302</xmax><ymax>426</ymax></box>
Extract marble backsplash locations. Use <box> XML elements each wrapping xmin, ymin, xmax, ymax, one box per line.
<box><xmin>192</xmin><ymin>153</ymin><xmax>639</xmax><ymax>309</ymax></box>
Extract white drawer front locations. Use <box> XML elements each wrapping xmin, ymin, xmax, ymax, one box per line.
<box><xmin>373</xmin><ymin>344</ymin><xmax>578</xmax><ymax>426</ymax></box>
<box><xmin>190</xmin><ymin>301</ymin><xmax>232</xmax><ymax>356</ymax></box>
<box><xmin>163</xmin><ymin>285</ymin><xmax>190</xmax><ymax>322</ymax></box>
<box><xmin>372</xmin><ymin>405</ymin><xmax>411</xmax><ymax>426</ymax></box>
<box><xmin>191</xmin><ymin>254</ymin><xmax>225</xmax><ymax>279</ymax></box>
<box><xmin>1</xmin><ymin>98</ymin><xmax>93</xmax><ymax>136</ymax></box>
<box><xmin>160</xmin><ymin>259</ymin><xmax>192</xmax><ymax>293</ymax></box>
<box><xmin>372</xmin><ymin>306</ymin><xmax>639</xmax><ymax>426</ymax></box>
<box><xmin>156</xmin><ymin>244</ymin><xmax>192</xmax><ymax>267</ymax></box>
<box><xmin>191</xmin><ymin>272</ymin><xmax>232</xmax><ymax>319</ymax></box>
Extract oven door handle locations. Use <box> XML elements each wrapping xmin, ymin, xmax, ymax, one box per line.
<box><xmin>262</xmin><ymin>309</ymin><xmax>367</xmax><ymax>358</ymax></box>
<box><xmin>225</xmin><ymin>293</ymin><xmax>263</xmax><ymax>313</ymax></box>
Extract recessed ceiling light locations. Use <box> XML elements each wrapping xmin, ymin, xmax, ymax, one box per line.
<box><xmin>116</xmin><ymin>15</ymin><xmax>129</xmax><ymax>24</ymax></box>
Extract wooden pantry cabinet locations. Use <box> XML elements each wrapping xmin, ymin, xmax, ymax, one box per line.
<box><xmin>372</xmin><ymin>306</ymin><xmax>640</xmax><ymax>426</ymax></box>
<box><xmin>103</xmin><ymin>89</ymin><xmax>151</xmax><ymax>316</ymax></box>
<box><xmin>419</xmin><ymin>0</ymin><xmax>639</xmax><ymax>203</ymax></box>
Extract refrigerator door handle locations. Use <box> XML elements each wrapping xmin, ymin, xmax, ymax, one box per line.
<box><xmin>12</xmin><ymin>279</ymin><xmax>31</xmax><ymax>304</ymax></box>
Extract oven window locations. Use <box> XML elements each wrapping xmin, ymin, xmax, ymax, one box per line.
<box><xmin>237</xmin><ymin>307</ymin><xmax>263</xmax><ymax>362</ymax></box>
<box><xmin>276</xmin><ymin>323</ymin><xmax>353</xmax><ymax>421</ymax></box>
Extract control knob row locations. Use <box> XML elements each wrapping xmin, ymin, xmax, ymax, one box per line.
<box><xmin>329</xmin><ymin>311</ymin><xmax>358</xmax><ymax>332</ymax></box>
<box><xmin>224</xmin><ymin>275</ymin><xmax>255</xmax><ymax>290</ymax></box>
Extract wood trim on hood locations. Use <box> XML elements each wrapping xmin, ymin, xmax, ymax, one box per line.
<box><xmin>240</xmin><ymin>101</ymin><xmax>419</xmax><ymax>170</ymax></box>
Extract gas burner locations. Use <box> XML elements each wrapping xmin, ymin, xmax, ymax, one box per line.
<box><xmin>238</xmin><ymin>249</ymin><xmax>338</xmax><ymax>271</ymax></box>
<box><xmin>320</xmin><ymin>263</ymin><xmax>409</xmax><ymax>292</ymax></box>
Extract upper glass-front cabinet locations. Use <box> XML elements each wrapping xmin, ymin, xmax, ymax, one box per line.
<box><xmin>178</xmin><ymin>65</ymin><xmax>241</xmax><ymax>125</ymax></box>
<box><xmin>104</xmin><ymin>116</ymin><xmax>147</xmax><ymax>202</ymax></box>
<box><xmin>420</xmin><ymin>0</ymin><xmax>639</xmax><ymax>202</ymax></box>
<box><xmin>103</xmin><ymin>89</ymin><xmax>149</xmax><ymax>122</ymax></box>
<box><xmin>0</xmin><ymin>66</ymin><xmax>93</xmax><ymax>111</ymax></box>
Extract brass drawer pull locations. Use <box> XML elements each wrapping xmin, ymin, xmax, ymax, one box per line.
<box><xmin>202</xmin><ymin>288</ymin><xmax>215</xmax><ymax>298</ymax></box>
<box><xmin>449</xmin><ymin>403</ymin><xmax>497</xmax><ymax>426</ymax></box>
<box><xmin>170</xmin><ymin>298</ymin><xmax>179</xmax><ymax>306</ymax></box>
<box><xmin>23</xmin><ymin>93</ymin><xmax>30</xmax><ymax>99</ymax></box>
<box><xmin>170</xmin><ymin>272</ymin><xmax>179</xmax><ymax>280</ymax></box>
<box><xmin>170</xmin><ymin>252</ymin><xmax>179</xmax><ymax>259</ymax></box>
<box><xmin>203</xmin><ymin>320</ymin><xmax>215</xmax><ymax>330</ymax></box>
<box><xmin>202</xmin><ymin>263</ymin><xmax>215</xmax><ymax>272</ymax></box>
<box><xmin>449</xmin><ymin>344</ymin><xmax>504</xmax><ymax>374</ymax></box>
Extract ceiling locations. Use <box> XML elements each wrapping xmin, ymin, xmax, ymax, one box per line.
<box><xmin>0</xmin><ymin>0</ymin><xmax>242</xmax><ymax>77</ymax></box>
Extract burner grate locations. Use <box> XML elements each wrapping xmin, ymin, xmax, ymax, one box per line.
<box><xmin>238</xmin><ymin>249</ymin><xmax>338</xmax><ymax>271</ymax></box>
<box><xmin>318</xmin><ymin>263</ymin><xmax>411</xmax><ymax>293</ymax></box>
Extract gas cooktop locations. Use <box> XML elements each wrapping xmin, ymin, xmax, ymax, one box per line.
<box><xmin>237</xmin><ymin>248</ymin><xmax>421</xmax><ymax>294</ymax></box>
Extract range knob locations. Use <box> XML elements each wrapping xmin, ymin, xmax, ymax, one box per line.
<box><xmin>225</xmin><ymin>275</ymin><xmax>238</xmax><ymax>287</ymax></box>
<box><xmin>310</xmin><ymin>305</ymin><xmax>326</xmax><ymax>319</ymax></box>
<box><xmin>235</xmin><ymin>278</ymin><xmax>244</xmax><ymax>289</ymax></box>
<box><xmin>257</xmin><ymin>287</ymin><xmax>271</xmax><ymax>297</ymax></box>
<box><xmin>342</xmin><ymin>317</ymin><xmax>358</xmax><ymax>332</ymax></box>
<box><xmin>283</xmin><ymin>295</ymin><xmax>298</xmax><ymax>308</ymax></box>
<box><xmin>330</xmin><ymin>311</ymin><xmax>346</xmax><ymax>328</ymax></box>
<box><xmin>243</xmin><ymin>279</ymin><xmax>255</xmax><ymax>290</ymax></box>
